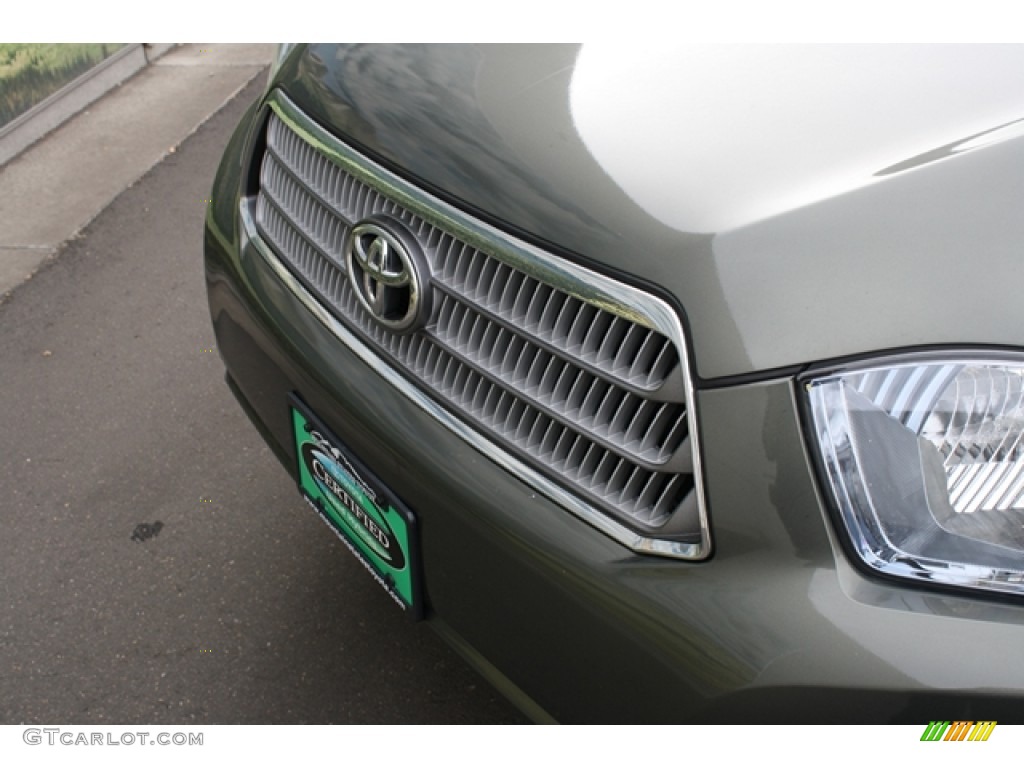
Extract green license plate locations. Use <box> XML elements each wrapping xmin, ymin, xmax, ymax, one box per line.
<box><xmin>290</xmin><ymin>396</ymin><xmax>422</xmax><ymax>620</ymax></box>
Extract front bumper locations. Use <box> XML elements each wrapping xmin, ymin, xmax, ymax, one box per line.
<box><xmin>204</xmin><ymin>103</ymin><xmax>1024</xmax><ymax>725</ymax></box>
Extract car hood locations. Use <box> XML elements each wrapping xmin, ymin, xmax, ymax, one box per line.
<box><xmin>277</xmin><ymin>44</ymin><xmax>1024</xmax><ymax>380</ymax></box>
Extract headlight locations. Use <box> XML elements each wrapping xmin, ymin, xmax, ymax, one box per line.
<box><xmin>805</xmin><ymin>354</ymin><xmax>1024</xmax><ymax>596</ymax></box>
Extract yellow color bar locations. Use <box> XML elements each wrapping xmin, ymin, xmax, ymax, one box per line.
<box><xmin>967</xmin><ymin>721</ymin><xmax>997</xmax><ymax>742</ymax></box>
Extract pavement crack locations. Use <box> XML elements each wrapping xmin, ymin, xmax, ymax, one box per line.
<box><xmin>151</xmin><ymin>644</ymin><xmax>198</xmax><ymax>659</ymax></box>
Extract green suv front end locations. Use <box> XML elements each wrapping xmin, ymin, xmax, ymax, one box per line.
<box><xmin>204</xmin><ymin>44</ymin><xmax>1024</xmax><ymax>723</ymax></box>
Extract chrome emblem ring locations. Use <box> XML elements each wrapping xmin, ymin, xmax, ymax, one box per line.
<box><xmin>344</xmin><ymin>218</ymin><xmax>429</xmax><ymax>333</ymax></box>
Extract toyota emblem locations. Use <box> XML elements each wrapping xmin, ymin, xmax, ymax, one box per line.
<box><xmin>344</xmin><ymin>217</ymin><xmax>429</xmax><ymax>333</ymax></box>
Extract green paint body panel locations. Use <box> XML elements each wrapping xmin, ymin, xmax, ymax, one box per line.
<box><xmin>204</xmin><ymin>45</ymin><xmax>1024</xmax><ymax>722</ymax></box>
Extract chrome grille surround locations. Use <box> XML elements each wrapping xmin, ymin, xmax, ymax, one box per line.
<box><xmin>243</xmin><ymin>90</ymin><xmax>710</xmax><ymax>559</ymax></box>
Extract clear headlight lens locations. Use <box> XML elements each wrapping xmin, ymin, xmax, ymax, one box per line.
<box><xmin>805</xmin><ymin>356</ymin><xmax>1024</xmax><ymax>596</ymax></box>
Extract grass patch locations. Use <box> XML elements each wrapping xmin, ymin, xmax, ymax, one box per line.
<box><xmin>0</xmin><ymin>44</ymin><xmax>125</xmax><ymax>127</ymax></box>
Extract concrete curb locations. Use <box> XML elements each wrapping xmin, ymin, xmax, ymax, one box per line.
<box><xmin>0</xmin><ymin>44</ymin><xmax>273</xmax><ymax>302</ymax></box>
<box><xmin>0</xmin><ymin>45</ymin><xmax>156</xmax><ymax>169</ymax></box>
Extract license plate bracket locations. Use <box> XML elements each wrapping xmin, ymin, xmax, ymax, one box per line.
<box><xmin>290</xmin><ymin>395</ymin><xmax>422</xmax><ymax>620</ymax></box>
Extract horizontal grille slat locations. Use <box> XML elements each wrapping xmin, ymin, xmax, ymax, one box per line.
<box><xmin>254</xmin><ymin>109</ymin><xmax>700</xmax><ymax>535</ymax></box>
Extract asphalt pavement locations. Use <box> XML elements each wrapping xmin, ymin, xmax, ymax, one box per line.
<box><xmin>0</xmin><ymin>46</ymin><xmax>526</xmax><ymax>724</ymax></box>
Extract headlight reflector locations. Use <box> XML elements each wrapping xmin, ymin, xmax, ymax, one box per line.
<box><xmin>806</xmin><ymin>356</ymin><xmax>1024</xmax><ymax>595</ymax></box>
